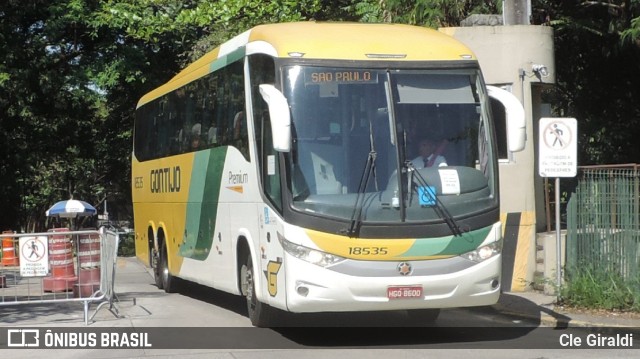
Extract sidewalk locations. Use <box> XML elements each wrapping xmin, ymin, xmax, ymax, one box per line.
<box><xmin>494</xmin><ymin>290</ymin><xmax>640</xmax><ymax>328</ymax></box>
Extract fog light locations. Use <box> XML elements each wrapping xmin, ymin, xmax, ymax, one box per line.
<box><xmin>491</xmin><ymin>279</ymin><xmax>499</xmax><ymax>289</ymax></box>
<box><xmin>296</xmin><ymin>285</ymin><xmax>309</xmax><ymax>297</ymax></box>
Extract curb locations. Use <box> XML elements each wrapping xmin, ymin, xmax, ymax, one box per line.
<box><xmin>493</xmin><ymin>303</ymin><xmax>638</xmax><ymax>328</ymax></box>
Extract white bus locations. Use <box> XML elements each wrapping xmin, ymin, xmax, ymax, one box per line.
<box><xmin>132</xmin><ymin>22</ymin><xmax>526</xmax><ymax>327</ymax></box>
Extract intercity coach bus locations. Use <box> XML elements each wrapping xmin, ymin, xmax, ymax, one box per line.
<box><xmin>132</xmin><ymin>22</ymin><xmax>526</xmax><ymax>327</ymax></box>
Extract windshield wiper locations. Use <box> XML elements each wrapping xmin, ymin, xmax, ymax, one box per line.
<box><xmin>340</xmin><ymin>121</ymin><xmax>379</xmax><ymax>237</ymax></box>
<box><xmin>405</xmin><ymin>161</ymin><xmax>463</xmax><ymax>237</ymax></box>
<box><xmin>340</xmin><ymin>150</ymin><xmax>376</xmax><ymax>237</ymax></box>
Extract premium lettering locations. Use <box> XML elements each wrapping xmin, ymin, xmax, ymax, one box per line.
<box><xmin>229</xmin><ymin>171</ymin><xmax>248</xmax><ymax>185</ymax></box>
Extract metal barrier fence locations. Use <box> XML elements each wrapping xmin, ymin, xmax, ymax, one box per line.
<box><xmin>0</xmin><ymin>228</ymin><xmax>120</xmax><ymax>325</ymax></box>
<box><xmin>567</xmin><ymin>165</ymin><xmax>640</xmax><ymax>279</ymax></box>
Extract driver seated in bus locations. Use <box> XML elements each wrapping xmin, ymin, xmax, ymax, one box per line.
<box><xmin>410</xmin><ymin>136</ymin><xmax>448</xmax><ymax>168</ymax></box>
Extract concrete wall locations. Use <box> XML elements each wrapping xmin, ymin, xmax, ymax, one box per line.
<box><xmin>536</xmin><ymin>231</ymin><xmax>566</xmax><ymax>295</ymax></box>
<box><xmin>439</xmin><ymin>25</ymin><xmax>555</xmax><ymax>292</ymax></box>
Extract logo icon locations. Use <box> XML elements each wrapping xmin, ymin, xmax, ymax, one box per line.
<box><xmin>7</xmin><ymin>329</ymin><xmax>40</xmax><ymax>347</ymax></box>
<box><xmin>397</xmin><ymin>262</ymin><xmax>413</xmax><ymax>276</ymax></box>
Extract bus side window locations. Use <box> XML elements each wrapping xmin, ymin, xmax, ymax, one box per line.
<box><xmin>210</xmin><ymin>60</ymin><xmax>248</xmax><ymax>160</ymax></box>
<box><xmin>232</xmin><ymin>110</ymin><xmax>248</xmax><ymax>156</ymax></box>
<box><xmin>249</xmin><ymin>54</ymin><xmax>282</xmax><ymax>211</ymax></box>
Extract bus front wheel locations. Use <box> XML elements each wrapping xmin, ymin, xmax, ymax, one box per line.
<box><xmin>241</xmin><ymin>253</ymin><xmax>274</xmax><ymax>327</ymax></box>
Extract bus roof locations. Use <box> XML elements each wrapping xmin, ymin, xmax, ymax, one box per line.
<box><xmin>137</xmin><ymin>22</ymin><xmax>477</xmax><ymax>108</ymax></box>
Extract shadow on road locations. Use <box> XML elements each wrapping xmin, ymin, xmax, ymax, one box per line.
<box><xmin>171</xmin><ymin>280</ymin><xmax>546</xmax><ymax>347</ymax></box>
<box><xmin>488</xmin><ymin>292</ymin><xmax>572</xmax><ymax>329</ymax></box>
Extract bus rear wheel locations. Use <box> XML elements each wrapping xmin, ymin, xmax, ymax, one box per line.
<box><xmin>241</xmin><ymin>253</ymin><xmax>274</xmax><ymax>327</ymax></box>
<box><xmin>153</xmin><ymin>247</ymin><xmax>163</xmax><ymax>290</ymax></box>
<box><xmin>159</xmin><ymin>243</ymin><xmax>176</xmax><ymax>293</ymax></box>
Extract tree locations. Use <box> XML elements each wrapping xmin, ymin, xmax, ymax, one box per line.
<box><xmin>536</xmin><ymin>0</ymin><xmax>640</xmax><ymax>164</ymax></box>
<box><xmin>345</xmin><ymin>0</ymin><xmax>501</xmax><ymax>26</ymax></box>
<box><xmin>0</xmin><ymin>0</ymin><xmax>109</xmax><ymax>231</ymax></box>
<box><xmin>0</xmin><ymin>0</ymin><xmax>325</xmax><ymax>231</ymax></box>
<box><xmin>2</xmin><ymin>0</ymin><xmax>639</xmax><ymax>232</ymax></box>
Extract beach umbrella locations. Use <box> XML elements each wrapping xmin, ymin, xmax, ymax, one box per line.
<box><xmin>46</xmin><ymin>199</ymin><xmax>97</xmax><ymax>218</ymax></box>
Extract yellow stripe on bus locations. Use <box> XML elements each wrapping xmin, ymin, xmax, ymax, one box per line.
<box><xmin>304</xmin><ymin>229</ymin><xmax>416</xmax><ymax>260</ymax></box>
<box><xmin>249</xmin><ymin>22</ymin><xmax>476</xmax><ymax>61</ymax></box>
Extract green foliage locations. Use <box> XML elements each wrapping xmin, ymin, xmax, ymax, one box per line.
<box><xmin>562</xmin><ymin>264</ymin><xmax>640</xmax><ymax>312</ymax></box>
<box><xmin>0</xmin><ymin>0</ymin><xmax>327</xmax><ymax>232</ymax></box>
<box><xmin>346</xmin><ymin>0</ymin><xmax>384</xmax><ymax>23</ymax></box>
<box><xmin>1</xmin><ymin>0</ymin><xmax>639</xmax><ymax>234</ymax></box>
<box><xmin>621</xmin><ymin>16</ymin><xmax>640</xmax><ymax>44</ymax></box>
<box><xmin>376</xmin><ymin>0</ymin><xmax>500</xmax><ymax>27</ymax></box>
<box><xmin>118</xmin><ymin>232</ymin><xmax>136</xmax><ymax>256</ymax></box>
<box><xmin>536</xmin><ymin>0</ymin><xmax>640</xmax><ymax>165</ymax></box>
<box><xmin>181</xmin><ymin>0</ymin><xmax>323</xmax><ymax>62</ymax></box>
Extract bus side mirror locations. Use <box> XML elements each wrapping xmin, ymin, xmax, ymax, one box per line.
<box><xmin>487</xmin><ymin>85</ymin><xmax>526</xmax><ymax>152</ymax></box>
<box><xmin>259</xmin><ymin>84</ymin><xmax>291</xmax><ymax>152</ymax></box>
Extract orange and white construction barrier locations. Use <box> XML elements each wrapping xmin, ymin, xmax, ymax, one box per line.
<box><xmin>43</xmin><ymin>228</ymin><xmax>77</xmax><ymax>292</ymax></box>
<box><xmin>1</xmin><ymin>231</ymin><xmax>20</xmax><ymax>267</ymax></box>
<box><xmin>75</xmin><ymin>230</ymin><xmax>101</xmax><ymax>298</ymax></box>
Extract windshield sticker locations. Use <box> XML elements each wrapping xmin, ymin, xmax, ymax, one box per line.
<box><xmin>418</xmin><ymin>186</ymin><xmax>436</xmax><ymax>207</ymax></box>
<box><xmin>267</xmin><ymin>155</ymin><xmax>275</xmax><ymax>175</ymax></box>
<box><xmin>439</xmin><ymin>169</ymin><xmax>461</xmax><ymax>195</ymax></box>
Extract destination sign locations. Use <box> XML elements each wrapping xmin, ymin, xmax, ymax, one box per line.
<box><xmin>305</xmin><ymin>69</ymin><xmax>378</xmax><ymax>85</ymax></box>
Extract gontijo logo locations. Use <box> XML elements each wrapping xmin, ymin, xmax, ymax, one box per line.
<box><xmin>150</xmin><ymin>166</ymin><xmax>181</xmax><ymax>193</ymax></box>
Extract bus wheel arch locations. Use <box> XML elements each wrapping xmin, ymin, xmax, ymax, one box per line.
<box><xmin>237</xmin><ymin>237</ymin><xmax>274</xmax><ymax>327</ymax></box>
<box><xmin>237</xmin><ymin>238</ymin><xmax>251</xmax><ymax>296</ymax></box>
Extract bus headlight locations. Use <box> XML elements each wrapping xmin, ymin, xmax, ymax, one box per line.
<box><xmin>278</xmin><ymin>233</ymin><xmax>346</xmax><ymax>267</ymax></box>
<box><xmin>460</xmin><ymin>239</ymin><xmax>502</xmax><ymax>263</ymax></box>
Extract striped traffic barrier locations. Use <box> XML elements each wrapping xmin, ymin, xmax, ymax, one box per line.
<box><xmin>74</xmin><ymin>230</ymin><xmax>101</xmax><ymax>298</ymax></box>
<box><xmin>1</xmin><ymin>231</ymin><xmax>19</xmax><ymax>267</ymax></box>
<box><xmin>43</xmin><ymin>228</ymin><xmax>77</xmax><ymax>292</ymax></box>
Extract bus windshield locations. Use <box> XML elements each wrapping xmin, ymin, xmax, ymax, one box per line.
<box><xmin>282</xmin><ymin>65</ymin><xmax>496</xmax><ymax>225</ymax></box>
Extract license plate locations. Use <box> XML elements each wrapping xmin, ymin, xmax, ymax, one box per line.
<box><xmin>387</xmin><ymin>285</ymin><xmax>423</xmax><ymax>300</ymax></box>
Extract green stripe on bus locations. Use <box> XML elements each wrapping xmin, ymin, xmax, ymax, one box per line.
<box><xmin>401</xmin><ymin>226</ymin><xmax>491</xmax><ymax>257</ymax></box>
<box><xmin>181</xmin><ymin>148</ymin><xmax>227</xmax><ymax>260</ymax></box>
<box><xmin>210</xmin><ymin>47</ymin><xmax>246</xmax><ymax>73</ymax></box>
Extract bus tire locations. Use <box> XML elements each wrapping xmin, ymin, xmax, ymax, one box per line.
<box><xmin>153</xmin><ymin>248</ymin><xmax>163</xmax><ymax>290</ymax></box>
<box><xmin>406</xmin><ymin>309</ymin><xmax>440</xmax><ymax>324</ymax></box>
<box><xmin>242</xmin><ymin>253</ymin><xmax>273</xmax><ymax>327</ymax></box>
<box><xmin>160</xmin><ymin>243</ymin><xmax>176</xmax><ymax>293</ymax></box>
